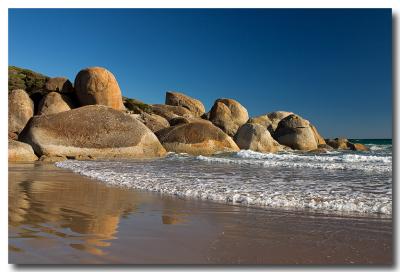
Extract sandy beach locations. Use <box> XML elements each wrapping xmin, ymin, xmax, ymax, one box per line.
<box><xmin>8</xmin><ymin>162</ymin><xmax>392</xmax><ymax>265</ymax></box>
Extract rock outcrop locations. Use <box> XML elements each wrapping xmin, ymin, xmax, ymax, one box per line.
<box><xmin>19</xmin><ymin>105</ymin><xmax>166</xmax><ymax>158</ymax></box>
<box><xmin>156</xmin><ymin>121</ymin><xmax>239</xmax><ymax>155</ymax></box>
<box><xmin>37</xmin><ymin>92</ymin><xmax>73</xmax><ymax>115</ymax></box>
<box><xmin>325</xmin><ymin>138</ymin><xmax>369</xmax><ymax>151</ymax></box>
<box><xmin>151</xmin><ymin>104</ymin><xmax>193</xmax><ymax>121</ymax></box>
<box><xmin>310</xmin><ymin>124</ymin><xmax>326</xmax><ymax>145</ymax></box>
<box><xmin>208</xmin><ymin>98</ymin><xmax>249</xmax><ymax>137</ymax></box>
<box><xmin>9</xmin><ymin>89</ymin><xmax>34</xmax><ymax>135</ymax></box>
<box><xmin>248</xmin><ymin>111</ymin><xmax>293</xmax><ymax>134</ymax></box>
<box><xmin>234</xmin><ymin>123</ymin><xmax>283</xmax><ymax>153</ymax></box>
<box><xmin>8</xmin><ymin>139</ymin><xmax>38</xmax><ymax>162</ymax></box>
<box><xmin>131</xmin><ymin>112</ymin><xmax>170</xmax><ymax>133</ymax></box>
<box><xmin>74</xmin><ymin>67</ymin><xmax>125</xmax><ymax>110</ymax></box>
<box><xmin>165</xmin><ymin>91</ymin><xmax>205</xmax><ymax>117</ymax></box>
<box><xmin>273</xmin><ymin>114</ymin><xmax>318</xmax><ymax>150</ymax></box>
<box><xmin>45</xmin><ymin>77</ymin><xmax>74</xmax><ymax>93</ymax></box>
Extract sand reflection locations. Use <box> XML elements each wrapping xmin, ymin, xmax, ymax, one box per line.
<box><xmin>9</xmin><ymin>163</ymin><xmax>139</xmax><ymax>256</ymax></box>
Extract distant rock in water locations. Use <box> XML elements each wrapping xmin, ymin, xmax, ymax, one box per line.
<box><xmin>208</xmin><ymin>98</ymin><xmax>249</xmax><ymax>137</ymax></box>
<box><xmin>19</xmin><ymin>105</ymin><xmax>166</xmax><ymax>159</ymax></box>
<box><xmin>37</xmin><ymin>92</ymin><xmax>73</xmax><ymax>115</ymax></box>
<box><xmin>274</xmin><ymin>114</ymin><xmax>318</xmax><ymax>151</ymax></box>
<box><xmin>8</xmin><ymin>139</ymin><xmax>38</xmax><ymax>162</ymax></box>
<box><xmin>156</xmin><ymin>121</ymin><xmax>239</xmax><ymax>155</ymax></box>
<box><xmin>234</xmin><ymin>123</ymin><xmax>283</xmax><ymax>153</ymax></box>
<box><xmin>165</xmin><ymin>91</ymin><xmax>205</xmax><ymax>117</ymax></box>
<box><xmin>325</xmin><ymin>138</ymin><xmax>369</xmax><ymax>151</ymax></box>
<box><xmin>74</xmin><ymin>67</ymin><xmax>125</xmax><ymax>110</ymax></box>
<box><xmin>8</xmin><ymin>89</ymin><xmax>34</xmax><ymax>136</ymax></box>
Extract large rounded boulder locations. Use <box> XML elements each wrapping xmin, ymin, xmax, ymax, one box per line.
<box><xmin>165</xmin><ymin>91</ymin><xmax>205</xmax><ymax>117</ymax></box>
<box><xmin>9</xmin><ymin>139</ymin><xmax>38</xmax><ymax>162</ymax></box>
<box><xmin>19</xmin><ymin>105</ymin><xmax>166</xmax><ymax>158</ymax></box>
<box><xmin>234</xmin><ymin>123</ymin><xmax>283</xmax><ymax>153</ymax></box>
<box><xmin>156</xmin><ymin>121</ymin><xmax>239</xmax><ymax>155</ymax></box>
<box><xmin>74</xmin><ymin>67</ymin><xmax>125</xmax><ymax>110</ymax></box>
<box><xmin>9</xmin><ymin>89</ymin><xmax>34</xmax><ymax>135</ymax></box>
<box><xmin>208</xmin><ymin>98</ymin><xmax>249</xmax><ymax>137</ymax></box>
<box><xmin>274</xmin><ymin>114</ymin><xmax>318</xmax><ymax>150</ymax></box>
<box><xmin>37</xmin><ymin>92</ymin><xmax>73</xmax><ymax>115</ymax></box>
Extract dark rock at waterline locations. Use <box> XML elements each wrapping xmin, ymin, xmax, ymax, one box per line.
<box><xmin>233</xmin><ymin>123</ymin><xmax>283</xmax><ymax>153</ymax></box>
<box><xmin>8</xmin><ymin>139</ymin><xmax>38</xmax><ymax>162</ymax></box>
<box><xmin>274</xmin><ymin>114</ymin><xmax>318</xmax><ymax>151</ymax></box>
<box><xmin>325</xmin><ymin>138</ymin><xmax>369</xmax><ymax>151</ymax></box>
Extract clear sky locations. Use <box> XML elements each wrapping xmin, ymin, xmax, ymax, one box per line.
<box><xmin>8</xmin><ymin>9</ymin><xmax>392</xmax><ymax>138</ymax></box>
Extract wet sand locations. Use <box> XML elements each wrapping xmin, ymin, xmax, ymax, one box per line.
<box><xmin>9</xmin><ymin>163</ymin><xmax>392</xmax><ymax>264</ymax></box>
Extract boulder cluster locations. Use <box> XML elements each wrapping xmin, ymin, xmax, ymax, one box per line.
<box><xmin>8</xmin><ymin>66</ymin><xmax>369</xmax><ymax>162</ymax></box>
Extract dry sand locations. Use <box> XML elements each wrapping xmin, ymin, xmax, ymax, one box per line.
<box><xmin>9</xmin><ymin>162</ymin><xmax>392</xmax><ymax>264</ymax></box>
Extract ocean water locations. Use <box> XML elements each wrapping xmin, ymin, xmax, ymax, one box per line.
<box><xmin>56</xmin><ymin>139</ymin><xmax>392</xmax><ymax>217</ymax></box>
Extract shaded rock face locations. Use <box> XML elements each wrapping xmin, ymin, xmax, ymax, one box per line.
<box><xmin>130</xmin><ymin>112</ymin><xmax>170</xmax><ymax>133</ymax></box>
<box><xmin>234</xmin><ymin>123</ymin><xmax>283</xmax><ymax>153</ymax></box>
<box><xmin>151</xmin><ymin>104</ymin><xmax>193</xmax><ymax>121</ymax></box>
<box><xmin>248</xmin><ymin>111</ymin><xmax>294</xmax><ymax>134</ymax></box>
<box><xmin>74</xmin><ymin>67</ymin><xmax>125</xmax><ymax>110</ymax></box>
<box><xmin>156</xmin><ymin>121</ymin><xmax>239</xmax><ymax>155</ymax></box>
<box><xmin>165</xmin><ymin>91</ymin><xmax>205</xmax><ymax>117</ymax></box>
<box><xmin>169</xmin><ymin>116</ymin><xmax>212</xmax><ymax>126</ymax></box>
<box><xmin>19</xmin><ymin>105</ymin><xmax>166</xmax><ymax>158</ymax></box>
<box><xmin>310</xmin><ymin>124</ymin><xmax>326</xmax><ymax>145</ymax></box>
<box><xmin>9</xmin><ymin>89</ymin><xmax>34</xmax><ymax>135</ymax></box>
<box><xmin>9</xmin><ymin>139</ymin><xmax>38</xmax><ymax>162</ymax></box>
<box><xmin>325</xmin><ymin>138</ymin><xmax>369</xmax><ymax>151</ymax></box>
<box><xmin>274</xmin><ymin>114</ymin><xmax>318</xmax><ymax>151</ymax></box>
<box><xmin>37</xmin><ymin>92</ymin><xmax>73</xmax><ymax>115</ymax></box>
<box><xmin>45</xmin><ymin>77</ymin><xmax>74</xmax><ymax>93</ymax></box>
<box><xmin>208</xmin><ymin>98</ymin><xmax>249</xmax><ymax>137</ymax></box>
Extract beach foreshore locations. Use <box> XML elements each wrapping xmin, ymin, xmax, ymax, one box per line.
<box><xmin>9</xmin><ymin>162</ymin><xmax>392</xmax><ymax>265</ymax></box>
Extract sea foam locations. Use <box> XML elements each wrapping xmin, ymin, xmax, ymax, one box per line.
<box><xmin>56</xmin><ymin>148</ymin><xmax>392</xmax><ymax>216</ymax></box>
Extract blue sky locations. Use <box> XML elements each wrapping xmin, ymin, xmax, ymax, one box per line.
<box><xmin>9</xmin><ymin>9</ymin><xmax>392</xmax><ymax>138</ymax></box>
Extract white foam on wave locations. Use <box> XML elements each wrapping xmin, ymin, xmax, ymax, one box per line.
<box><xmin>196</xmin><ymin>150</ymin><xmax>392</xmax><ymax>173</ymax></box>
<box><xmin>56</xmin><ymin>150</ymin><xmax>392</xmax><ymax>216</ymax></box>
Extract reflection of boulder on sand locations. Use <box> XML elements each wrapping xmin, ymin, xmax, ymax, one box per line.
<box><xmin>162</xmin><ymin>215</ymin><xmax>187</xmax><ymax>225</ymax></box>
<box><xmin>8</xmin><ymin>164</ymin><xmax>142</xmax><ymax>256</ymax></box>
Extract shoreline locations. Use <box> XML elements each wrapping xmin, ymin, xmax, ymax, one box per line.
<box><xmin>9</xmin><ymin>162</ymin><xmax>393</xmax><ymax>264</ymax></box>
